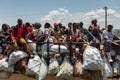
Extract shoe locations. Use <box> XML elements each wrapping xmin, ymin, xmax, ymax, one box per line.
<box><xmin>114</xmin><ymin>68</ymin><xmax>117</xmax><ymax>73</ymax></box>
<box><xmin>109</xmin><ymin>59</ymin><xmax>113</xmax><ymax>62</ymax></box>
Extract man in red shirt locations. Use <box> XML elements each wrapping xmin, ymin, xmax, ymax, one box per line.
<box><xmin>7</xmin><ymin>18</ymin><xmax>32</xmax><ymax>57</ymax></box>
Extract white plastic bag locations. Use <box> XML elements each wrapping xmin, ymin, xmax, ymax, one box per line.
<box><xmin>41</xmin><ymin>44</ymin><xmax>69</xmax><ymax>57</ymax></box>
<box><xmin>0</xmin><ymin>58</ymin><xmax>14</xmax><ymax>72</ymax></box>
<box><xmin>48</xmin><ymin>57</ymin><xmax>59</xmax><ymax>75</ymax></box>
<box><xmin>8</xmin><ymin>51</ymin><xmax>28</xmax><ymax>66</ymax></box>
<box><xmin>26</xmin><ymin>55</ymin><xmax>47</xmax><ymax>80</ymax></box>
<box><xmin>103</xmin><ymin>56</ymin><xmax>113</xmax><ymax>78</ymax></box>
<box><xmin>50</xmin><ymin>45</ymin><xmax>69</xmax><ymax>53</ymax></box>
<box><xmin>0</xmin><ymin>58</ymin><xmax>12</xmax><ymax>79</ymax></box>
<box><xmin>56</xmin><ymin>56</ymin><xmax>73</xmax><ymax>77</ymax></box>
<box><xmin>82</xmin><ymin>45</ymin><xmax>103</xmax><ymax>70</ymax></box>
<box><xmin>40</xmin><ymin>38</ymin><xmax>54</xmax><ymax>56</ymax></box>
<box><xmin>0</xmin><ymin>58</ymin><xmax>8</xmax><ymax>71</ymax></box>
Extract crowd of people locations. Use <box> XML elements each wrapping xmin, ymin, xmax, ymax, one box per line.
<box><xmin>0</xmin><ymin>18</ymin><xmax>118</xmax><ymax>56</ymax></box>
<box><xmin>0</xmin><ymin>18</ymin><xmax>120</xmax><ymax>80</ymax></box>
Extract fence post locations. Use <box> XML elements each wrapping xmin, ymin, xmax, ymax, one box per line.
<box><xmin>47</xmin><ymin>39</ymin><xmax>50</xmax><ymax>65</ymax></box>
<box><xmin>69</xmin><ymin>39</ymin><xmax>72</xmax><ymax>62</ymax></box>
<box><xmin>58</xmin><ymin>42</ymin><xmax>61</xmax><ymax>53</ymax></box>
<box><xmin>36</xmin><ymin>42</ymin><xmax>38</xmax><ymax>53</ymax></box>
<box><xmin>70</xmin><ymin>40</ymin><xmax>72</xmax><ymax>56</ymax></box>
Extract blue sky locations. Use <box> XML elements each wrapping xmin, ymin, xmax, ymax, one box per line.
<box><xmin>0</xmin><ymin>0</ymin><xmax>120</xmax><ymax>29</ymax></box>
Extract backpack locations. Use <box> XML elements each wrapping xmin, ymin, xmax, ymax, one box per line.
<box><xmin>82</xmin><ymin>45</ymin><xmax>103</xmax><ymax>70</ymax></box>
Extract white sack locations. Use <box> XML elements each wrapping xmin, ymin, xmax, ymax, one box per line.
<box><xmin>48</xmin><ymin>57</ymin><xmax>59</xmax><ymax>74</ymax></box>
<box><xmin>56</xmin><ymin>56</ymin><xmax>73</xmax><ymax>77</ymax></box>
<box><xmin>50</xmin><ymin>45</ymin><xmax>69</xmax><ymax>53</ymax></box>
<box><xmin>8</xmin><ymin>51</ymin><xmax>28</xmax><ymax>66</ymax></box>
<box><xmin>103</xmin><ymin>56</ymin><xmax>113</xmax><ymax>78</ymax></box>
<box><xmin>82</xmin><ymin>45</ymin><xmax>103</xmax><ymax>70</ymax></box>
<box><xmin>40</xmin><ymin>38</ymin><xmax>54</xmax><ymax>56</ymax></box>
<box><xmin>0</xmin><ymin>58</ymin><xmax>14</xmax><ymax>72</ymax></box>
<box><xmin>26</xmin><ymin>55</ymin><xmax>47</xmax><ymax>80</ymax></box>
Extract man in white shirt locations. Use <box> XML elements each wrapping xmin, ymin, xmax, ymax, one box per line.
<box><xmin>102</xmin><ymin>25</ymin><xmax>116</xmax><ymax>41</ymax></box>
<box><xmin>102</xmin><ymin>24</ymin><xmax>118</xmax><ymax>62</ymax></box>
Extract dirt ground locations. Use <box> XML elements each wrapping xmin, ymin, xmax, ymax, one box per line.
<box><xmin>1</xmin><ymin>73</ymin><xmax>120</xmax><ymax>80</ymax></box>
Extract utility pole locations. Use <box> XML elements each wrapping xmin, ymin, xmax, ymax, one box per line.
<box><xmin>104</xmin><ymin>6</ymin><xmax>108</xmax><ymax>29</ymax></box>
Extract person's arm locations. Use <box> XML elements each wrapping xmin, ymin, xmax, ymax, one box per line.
<box><xmin>102</xmin><ymin>31</ymin><xmax>108</xmax><ymax>40</ymax></box>
<box><xmin>113</xmin><ymin>35</ymin><xmax>119</xmax><ymax>40</ymax></box>
<box><xmin>78</xmin><ymin>29</ymin><xmax>83</xmax><ymax>39</ymax></box>
<box><xmin>113</xmin><ymin>31</ymin><xmax>119</xmax><ymax>40</ymax></box>
<box><xmin>10</xmin><ymin>29</ymin><xmax>15</xmax><ymax>40</ymax></box>
<box><xmin>88</xmin><ymin>25</ymin><xmax>92</xmax><ymax>31</ymax></box>
<box><xmin>68</xmin><ymin>28</ymin><xmax>72</xmax><ymax>36</ymax></box>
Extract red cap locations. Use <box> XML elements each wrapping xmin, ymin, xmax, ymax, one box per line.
<box><xmin>53</xmin><ymin>22</ymin><xmax>58</xmax><ymax>27</ymax></box>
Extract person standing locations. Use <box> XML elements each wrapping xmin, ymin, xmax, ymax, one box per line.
<box><xmin>70</xmin><ymin>23</ymin><xmax>81</xmax><ymax>42</ymax></box>
<box><xmin>32</xmin><ymin>22</ymin><xmax>43</xmax><ymax>41</ymax></box>
<box><xmin>88</xmin><ymin>19</ymin><xmax>101</xmax><ymax>42</ymax></box>
<box><xmin>102</xmin><ymin>24</ymin><xmax>119</xmax><ymax>62</ymax></box>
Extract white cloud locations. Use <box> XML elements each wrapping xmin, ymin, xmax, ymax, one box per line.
<box><xmin>85</xmin><ymin>10</ymin><xmax>97</xmax><ymax>16</ymax></box>
<box><xmin>96</xmin><ymin>9</ymin><xmax>104</xmax><ymax>14</ymax></box>
<box><xmin>0</xmin><ymin>8</ymin><xmax>120</xmax><ymax>29</ymax></box>
<box><xmin>0</xmin><ymin>18</ymin><xmax>11</xmax><ymax>29</ymax></box>
<box><xmin>114</xmin><ymin>13</ymin><xmax>120</xmax><ymax>18</ymax></box>
<box><xmin>99</xmin><ymin>18</ymin><xmax>105</xmax><ymax>22</ymax></box>
<box><xmin>107</xmin><ymin>9</ymin><xmax>116</xmax><ymax>15</ymax></box>
<box><xmin>40</xmin><ymin>8</ymin><xmax>120</xmax><ymax>29</ymax></box>
<box><xmin>105</xmin><ymin>9</ymin><xmax>120</xmax><ymax>18</ymax></box>
<box><xmin>96</xmin><ymin>8</ymin><xmax>117</xmax><ymax>15</ymax></box>
<box><xmin>40</xmin><ymin>8</ymin><xmax>71</xmax><ymax>26</ymax></box>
